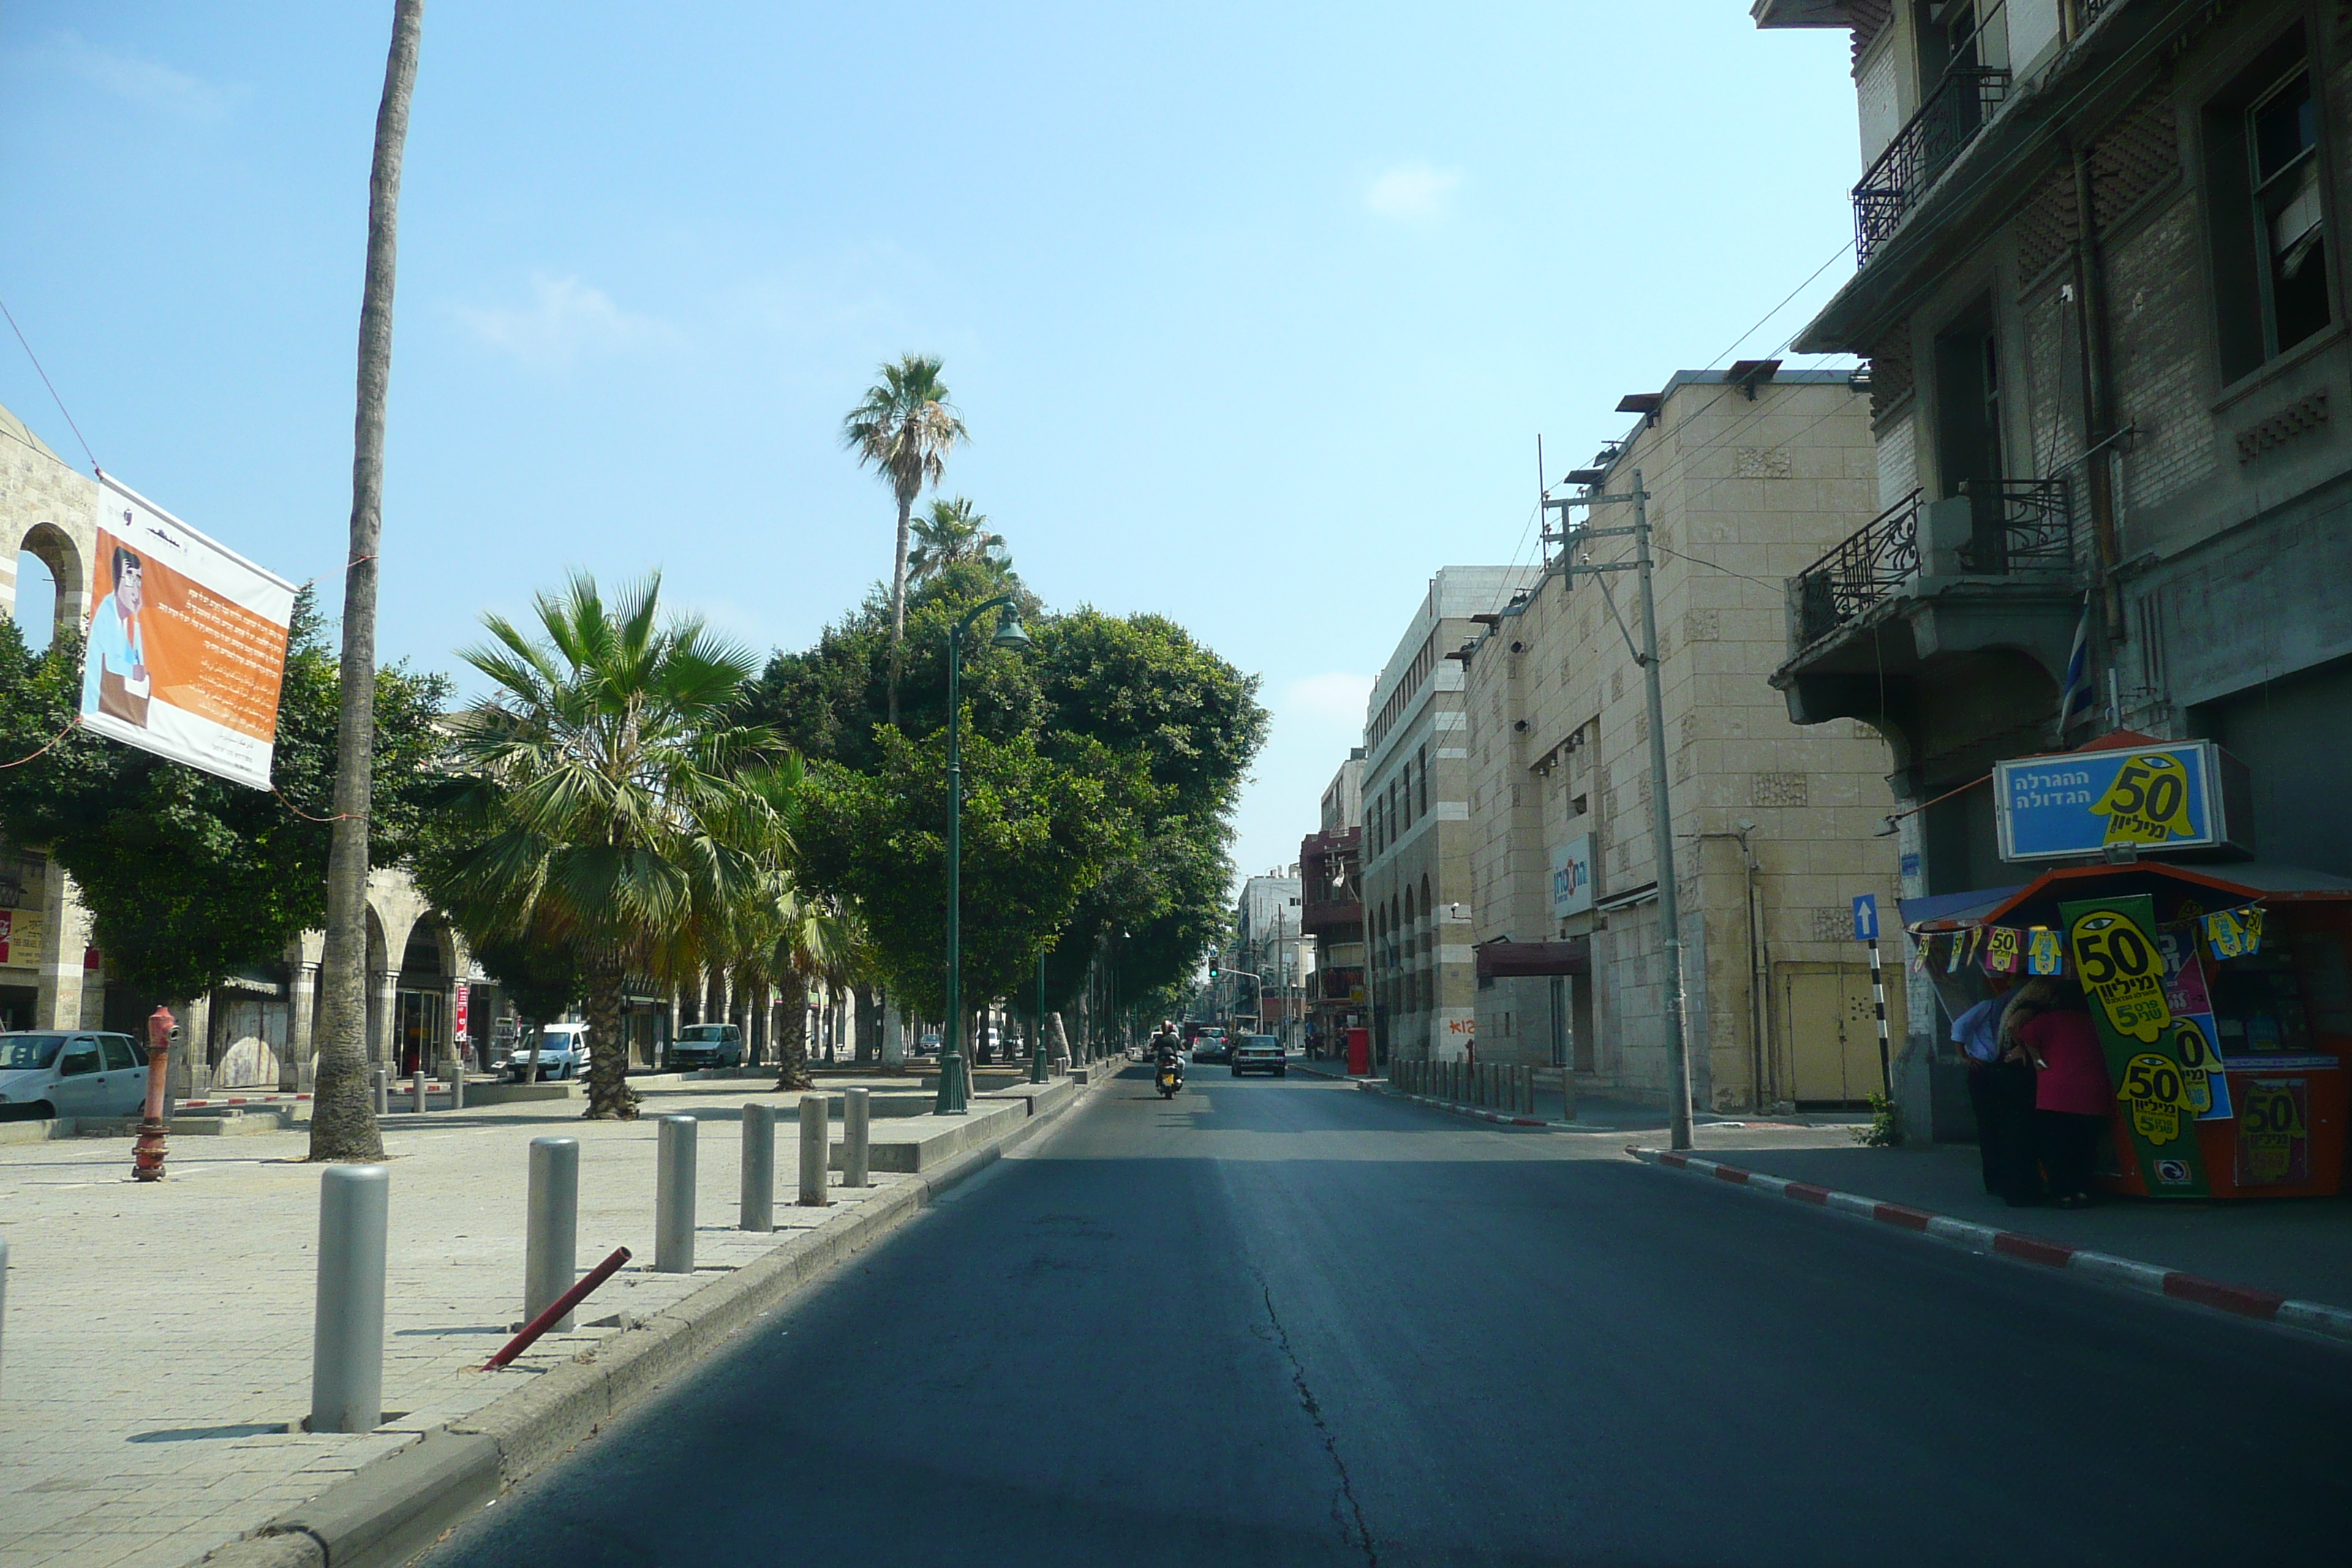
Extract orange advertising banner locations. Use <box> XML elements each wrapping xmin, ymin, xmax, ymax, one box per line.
<box><xmin>81</xmin><ymin>475</ymin><xmax>296</xmax><ymax>791</ymax></box>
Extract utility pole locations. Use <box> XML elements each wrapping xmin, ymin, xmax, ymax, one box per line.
<box><xmin>1545</xmin><ymin>469</ymin><xmax>1693</xmax><ymax>1150</ymax></box>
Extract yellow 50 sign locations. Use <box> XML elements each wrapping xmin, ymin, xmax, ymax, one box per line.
<box><xmin>2069</xmin><ymin>911</ymin><xmax>2172</xmax><ymax>1044</ymax></box>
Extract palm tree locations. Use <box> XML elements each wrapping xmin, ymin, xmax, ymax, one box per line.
<box><xmin>841</xmin><ymin>354</ymin><xmax>968</xmax><ymax>724</ymax></box>
<box><xmin>754</xmin><ymin>890</ymin><xmax>860</xmax><ymax>1092</ymax></box>
<box><xmin>311</xmin><ymin>0</ymin><xmax>426</xmax><ymax>1163</ymax></box>
<box><xmin>908</xmin><ymin>497</ymin><xmax>1013</xmax><ymax>584</ymax></box>
<box><xmin>430</xmin><ymin>573</ymin><xmax>799</xmax><ymax>1120</ymax></box>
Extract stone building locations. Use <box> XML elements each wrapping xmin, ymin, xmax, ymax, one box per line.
<box><xmin>1232</xmin><ymin>868</ymin><xmax>1311</xmax><ymax>1040</ymax></box>
<box><xmin>1298</xmin><ymin>750</ymin><xmax>1365</xmax><ymax>1055</ymax></box>
<box><xmin>1457</xmin><ymin>368</ymin><xmax>1903</xmax><ymax>1112</ymax></box>
<box><xmin>1755</xmin><ymin>0</ymin><xmax>2352</xmax><ymax>1134</ymax></box>
<box><xmin>1362</xmin><ymin>567</ymin><xmax>1542</xmax><ymax>1066</ymax></box>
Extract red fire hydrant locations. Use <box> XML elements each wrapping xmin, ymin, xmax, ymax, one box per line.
<box><xmin>132</xmin><ymin>1004</ymin><xmax>175</xmax><ymax>1182</ymax></box>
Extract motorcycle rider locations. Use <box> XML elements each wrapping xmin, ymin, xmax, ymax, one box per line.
<box><xmin>1153</xmin><ymin>1022</ymin><xmax>1185</xmax><ymax>1090</ymax></box>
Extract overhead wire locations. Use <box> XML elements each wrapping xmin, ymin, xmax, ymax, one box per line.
<box><xmin>0</xmin><ymin>288</ymin><xmax>99</xmax><ymax>475</ymax></box>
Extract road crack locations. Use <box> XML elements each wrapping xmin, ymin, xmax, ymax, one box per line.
<box><xmin>1254</xmin><ymin>1268</ymin><xmax>1378</xmax><ymax>1567</ymax></box>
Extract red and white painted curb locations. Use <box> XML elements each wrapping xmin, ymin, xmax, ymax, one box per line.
<box><xmin>1629</xmin><ymin>1146</ymin><xmax>2352</xmax><ymax>1346</ymax></box>
<box><xmin>173</xmin><ymin>1093</ymin><xmax>312</xmax><ymax>1108</ymax></box>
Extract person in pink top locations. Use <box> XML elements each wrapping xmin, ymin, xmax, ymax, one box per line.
<box><xmin>2011</xmin><ymin>984</ymin><xmax>2111</xmax><ymax>1208</ymax></box>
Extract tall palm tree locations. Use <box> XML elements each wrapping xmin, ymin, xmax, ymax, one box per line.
<box><xmin>431</xmin><ymin>573</ymin><xmax>799</xmax><ymax>1120</ymax></box>
<box><xmin>908</xmin><ymin>496</ymin><xmax>1013</xmax><ymax>584</ymax></box>
<box><xmin>841</xmin><ymin>354</ymin><xmax>967</xmax><ymax>723</ymax></box>
<box><xmin>755</xmin><ymin>889</ymin><xmax>860</xmax><ymax>1092</ymax></box>
<box><xmin>311</xmin><ymin>0</ymin><xmax>425</xmax><ymax>1163</ymax></box>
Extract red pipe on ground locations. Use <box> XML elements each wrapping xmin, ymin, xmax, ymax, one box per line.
<box><xmin>480</xmin><ymin>1245</ymin><xmax>633</xmax><ymax>1370</ymax></box>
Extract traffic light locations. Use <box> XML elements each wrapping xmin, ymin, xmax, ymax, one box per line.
<box><xmin>1208</xmin><ymin>957</ymin><xmax>1221</xmax><ymax>980</ymax></box>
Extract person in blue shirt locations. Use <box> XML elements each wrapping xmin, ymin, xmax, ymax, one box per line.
<box><xmin>1955</xmin><ymin>978</ymin><xmax>2038</xmax><ymax>1202</ymax></box>
<box><xmin>83</xmin><ymin>544</ymin><xmax>150</xmax><ymax>727</ymax></box>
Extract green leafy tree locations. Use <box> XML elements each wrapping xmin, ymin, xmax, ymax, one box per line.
<box><xmin>841</xmin><ymin>354</ymin><xmax>968</xmax><ymax>723</ymax></box>
<box><xmin>794</xmin><ymin>723</ymin><xmax>1129</xmax><ymax>1028</ymax></box>
<box><xmin>752</xmin><ymin>583</ymin><xmax>1265</xmax><ymax>1030</ymax></box>
<box><xmin>426</xmin><ymin>573</ymin><xmax>799</xmax><ymax>1120</ymax></box>
<box><xmin>464</xmin><ymin>923</ymin><xmax>579</xmax><ymax>1081</ymax></box>
<box><xmin>0</xmin><ymin>589</ymin><xmax>448</xmax><ymax>1003</ymax></box>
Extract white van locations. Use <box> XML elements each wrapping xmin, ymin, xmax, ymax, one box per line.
<box><xmin>505</xmin><ymin>1022</ymin><xmax>590</xmax><ymax>1082</ymax></box>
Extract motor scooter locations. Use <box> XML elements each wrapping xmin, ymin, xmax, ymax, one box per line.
<box><xmin>1155</xmin><ymin>1052</ymin><xmax>1185</xmax><ymax>1098</ymax></box>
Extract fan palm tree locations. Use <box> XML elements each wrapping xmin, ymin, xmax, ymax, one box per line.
<box><xmin>429</xmin><ymin>573</ymin><xmax>799</xmax><ymax>1120</ymax></box>
<box><xmin>908</xmin><ymin>496</ymin><xmax>1013</xmax><ymax>584</ymax></box>
<box><xmin>841</xmin><ymin>354</ymin><xmax>968</xmax><ymax>723</ymax></box>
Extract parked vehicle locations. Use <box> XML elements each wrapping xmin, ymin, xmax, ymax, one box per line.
<box><xmin>506</xmin><ymin>1022</ymin><xmax>590</xmax><ymax>1082</ymax></box>
<box><xmin>975</xmin><ymin>1025</ymin><xmax>1003</xmax><ymax>1063</ymax></box>
<box><xmin>0</xmin><ymin>1031</ymin><xmax>150</xmax><ymax>1120</ymax></box>
<box><xmin>668</xmin><ymin>1022</ymin><xmax>744</xmax><ymax>1072</ymax></box>
<box><xmin>1232</xmin><ymin>1035</ymin><xmax>1286</xmax><ymax>1077</ymax></box>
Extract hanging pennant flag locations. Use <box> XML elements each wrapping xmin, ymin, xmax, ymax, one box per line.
<box><xmin>2027</xmin><ymin>927</ymin><xmax>2064</xmax><ymax>975</ymax></box>
<box><xmin>2204</xmin><ymin>908</ymin><xmax>2247</xmax><ymax>960</ymax></box>
<box><xmin>1985</xmin><ymin>927</ymin><xmax>2021</xmax><ymax>974</ymax></box>
<box><xmin>2241</xmin><ymin>903</ymin><xmax>2264</xmax><ymax>954</ymax></box>
<box><xmin>1945</xmin><ymin>931</ymin><xmax>1967</xmax><ymax>973</ymax></box>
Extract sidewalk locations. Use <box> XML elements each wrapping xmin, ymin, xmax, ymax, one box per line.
<box><xmin>1646</xmin><ymin>1126</ymin><xmax>2352</xmax><ymax>1316</ymax></box>
<box><xmin>0</xmin><ymin>1069</ymin><xmax>1101</xmax><ymax>1568</ymax></box>
<box><xmin>1297</xmin><ymin>1060</ymin><xmax>1868</xmax><ymax>1136</ymax></box>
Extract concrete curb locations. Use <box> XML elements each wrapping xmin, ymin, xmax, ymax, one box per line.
<box><xmin>1349</xmin><ymin>1077</ymin><xmax>1550</xmax><ymax>1128</ymax></box>
<box><xmin>191</xmin><ymin>1065</ymin><xmax>1122</xmax><ymax>1568</ymax></box>
<box><xmin>1626</xmin><ymin>1145</ymin><xmax>2352</xmax><ymax>1348</ymax></box>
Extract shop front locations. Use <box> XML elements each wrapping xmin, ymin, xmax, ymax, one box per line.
<box><xmin>1904</xmin><ymin>734</ymin><xmax>2352</xmax><ymax>1199</ymax></box>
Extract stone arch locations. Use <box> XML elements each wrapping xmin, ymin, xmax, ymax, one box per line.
<box><xmin>12</xmin><ymin>521</ymin><xmax>84</xmax><ymax>651</ymax></box>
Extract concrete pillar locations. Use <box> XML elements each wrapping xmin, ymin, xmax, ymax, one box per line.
<box><xmin>655</xmin><ymin>1117</ymin><xmax>697</xmax><ymax>1273</ymax></box>
<box><xmin>310</xmin><ymin>1165</ymin><xmax>388</xmax><ymax>1433</ymax></box>
<box><xmin>287</xmin><ymin>961</ymin><xmax>320</xmax><ymax>1093</ymax></box>
<box><xmin>525</xmin><ymin>1137</ymin><xmax>580</xmax><ymax>1331</ymax></box>
<box><xmin>32</xmin><ymin>856</ymin><xmax>86</xmax><ymax>1030</ymax></box>
<box><xmin>882</xmin><ymin>1003</ymin><xmax>905</xmax><ymax>1069</ymax></box>
<box><xmin>366</xmin><ymin>970</ymin><xmax>398</xmax><ymax>1069</ymax></box>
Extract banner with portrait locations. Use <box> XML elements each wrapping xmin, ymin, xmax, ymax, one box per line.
<box><xmin>80</xmin><ymin>475</ymin><xmax>297</xmax><ymax>791</ymax></box>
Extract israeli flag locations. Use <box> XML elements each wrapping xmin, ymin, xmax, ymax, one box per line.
<box><xmin>2056</xmin><ymin>597</ymin><xmax>2095</xmax><ymax>739</ymax></box>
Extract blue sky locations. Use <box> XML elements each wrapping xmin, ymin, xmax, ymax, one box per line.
<box><xmin>0</xmin><ymin>2</ymin><xmax>1861</xmax><ymax>887</ymax></box>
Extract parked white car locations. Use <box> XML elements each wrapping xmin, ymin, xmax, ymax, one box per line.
<box><xmin>505</xmin><ymin>1022</ymin><xmax>591</xmax><ymax>1082</ymax></box>
<box><xmin>0</xmin><ymin>1030</ymin><xmax>150</xmax><ymax>1120</ymax></box>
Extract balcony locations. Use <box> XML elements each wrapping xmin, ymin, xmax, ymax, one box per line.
<box><xmin>1791</xmin><ymin>479</ymin><xmax>2072</xmax><ymax>650</ymax></box>
<box><xmin>1776</xmin><ymin>478</ymin><xmax>2080</xmax><ymax>734</ymax></box>
<box><xmin>1854</xmin><ymin>66</ymin><xmax>2010</xmax><ymax>263</ymax></box>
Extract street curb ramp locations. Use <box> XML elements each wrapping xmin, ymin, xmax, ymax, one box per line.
<box><xmin>195</xmin><ymin>1063</ymin><xmax>1129</xmax><ymax>1568</ymax></box>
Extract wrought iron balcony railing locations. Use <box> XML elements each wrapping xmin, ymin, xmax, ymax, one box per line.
<box><xmin>1853</xmin><ymin>65</ymin><xmax>2010</xmax><ymax>263</ymax></box>
<box><xmin>1790</xmin><ymin>479</ymin><xmax>2073</xmax><ymax>651</ymax></box>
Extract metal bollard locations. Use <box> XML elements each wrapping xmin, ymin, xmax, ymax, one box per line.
<box><xmin>372</xmin><ymin>1066</ymin><xmax>388</xmax><ymax>1117</ymax></box>
<box><xmin>739</xmin><ymin>1104</ymin><xmax>774</xmax><ymax>1232</ymax></box>
<box><xmin>412</xmin><ymin>1068</ymin><xmax>427</xmax><ymax>1114</ymax></box>
<box><xmin>843</xmin><ymin>1087</ymin><xmax>870</xmax><ymax>1188</ymax></box>
<box><xmin>798</xmin><ymin>1094</ymin><xmax>830</xmax><ymax>1207</ymax></box>
<box><xmin>655</xmin><ymin>1115</ymin><xmax>697</xmax><ymax>1273</ymax></box>
<box><xmin>448</xmin><ymin>1063</ymin><xmax>465</xmax><ymax>1112</ymax></box>
<box><xmin>524</xmin><ymin>1137</ymin><xmax>579</xmax><ymax>1333</ymax></box>
<box><xmin>310</xmin><ymin>1164</ymin><xmax>389</xmax><ymax>1433</ymax></box>
<box><xmin>0</xmin><ymin>1234</ymin><xmax>8</xmax><ymax>1400</ymax></box>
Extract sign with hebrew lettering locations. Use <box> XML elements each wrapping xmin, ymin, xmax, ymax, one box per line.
<box><xmin>81</xmin><ymin>475</ymin><xmax>296</xmax><ymax>791</ymax></box>
<box><xmin>1994</xmin><ymin>742</ymin><xmax>2228</xmax><ymax>862</ymax></box>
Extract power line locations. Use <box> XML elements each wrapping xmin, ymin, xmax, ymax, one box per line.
<box><xmin>0</xmin><ymin>289</ymin><xmax>99</xmax><ymax>475</ymax></box>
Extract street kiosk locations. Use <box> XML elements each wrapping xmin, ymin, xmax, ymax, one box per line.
<box><xmin>1900</xmin><ymin>734</ymin><xmax>2352</xmax><ymax>1199</ymax></box>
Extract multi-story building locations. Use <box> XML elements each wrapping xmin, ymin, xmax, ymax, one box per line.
<box><xmin>1756</xmin><ymin>0</ymin><xmax>2352</xmax><ymax>1133</ymax></box>
<box><xmin>1458</xmin><ymin>367</ymin><xmax>1902</xmax><ymax>1111</ymax></box>
<box><xmin>1300</xmin><ymin>750</ymin><xmax>1365</xmax><ymax>1055</ymax></box>
<box><xmin>1231</xmin><ymin>868</ymin><xmax>1308</xmax><ymax>1037</ymax></box>
<box><xmin>1362</xmin><ymin>567</ymin><xmax>1541</xmax><ymax>1066</ymax></box>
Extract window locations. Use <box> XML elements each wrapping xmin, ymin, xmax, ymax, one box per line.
<box><xmin>2208</xmin><ymin>33</ymin><xmax>2332</xmax><ymax>380</ymax></box>
<box><xmin>1401</xmin><ymin>762</ymin><xmax>1413</xmax><ymax>826</ymax></box>
<box><xmin>59</xmin><ymin>1041</ymin><xmax>100</xmax><ymax>1077</ymax></box>
<box><xmin>1417</xmin><ymin>744</ymin><xmax>1429</xmax><ymax>814</ymax></box>
<box><xmin>100</xmin><ymin>1036</ymin><xmax>137</xmax><ymax>1071</ymax></box>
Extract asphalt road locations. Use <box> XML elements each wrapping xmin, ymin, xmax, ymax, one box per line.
<box><xmin>418</xmin><ymin>1066</ymin><xmax>2352</xmax><ymax>1567</ymax></box>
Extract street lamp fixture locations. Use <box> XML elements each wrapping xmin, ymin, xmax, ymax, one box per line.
<box><xmin>938</xmin><ymin>594</ymin><xmax>1030</xmax><ymax>1116</ymax></box>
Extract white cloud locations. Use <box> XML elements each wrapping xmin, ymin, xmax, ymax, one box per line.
<box><xmin>456</xmin><ymin>275</ymin><xmax>677</xmax><ymax>370</ymax></box>
<box><xmin>1284</xmin><ymin>671</ymin><xmax>1375</xmax><ymax>728</ymax></box>
<box><xmin>1364</xmin><ymin>162</ymin><xmax>1460</xmax><ymax>222</ymax></box>
<box><xmin>42</xmin><ymin>31</ymin><xmax>239</xmax><ymax>121</ymax></box>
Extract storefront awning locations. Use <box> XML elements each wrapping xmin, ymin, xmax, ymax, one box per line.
<box><xmin>1899</xmin><ymin>860</ymin><xmax>2352</xmax><ymax>933</ymax></box>
<box><xmin>1475</xmin><ymin>938</ymin><xmax>1590</xmax><ymax>979</ymax></box>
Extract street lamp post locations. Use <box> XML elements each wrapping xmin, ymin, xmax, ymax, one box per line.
<box><xmin>1029</xmin><ymin>949</ymin><xmax>1049</xmax><ymax>1085</ymax></box>
<box><xmin>938</xmin><ymin>594</ymin><xmax>1032</xmax><ymax>1117</ymax></box>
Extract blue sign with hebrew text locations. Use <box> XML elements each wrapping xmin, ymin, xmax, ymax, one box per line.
<box><xmin>1995</xmin><ymin>742</ymin><xmax>2223</xmax><ymax>862</ymax></box>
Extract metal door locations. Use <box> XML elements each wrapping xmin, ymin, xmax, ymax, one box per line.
<box><xmin>50</xmin><ymin>1036</ymin><xmax>108</xmax><ymax>1117</ymax></box>
<box><xmin>1779</xmin><ymin>965</ymin><xmax>1893</xmax><ymax>1107</ymax></box>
